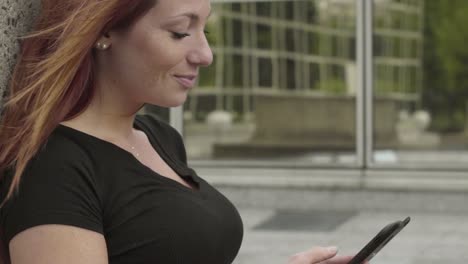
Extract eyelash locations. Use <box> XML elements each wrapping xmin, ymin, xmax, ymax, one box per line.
<box><xmin>171</xmin><ymin>32</ymin><xmax>190</xmax><ymax>39</ymax></box>
<box><xmin>171</xmin><ymin>30</ymin><xmax>210</xmax><ymax>40</ymax></box>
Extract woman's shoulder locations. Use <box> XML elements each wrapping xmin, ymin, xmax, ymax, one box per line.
<box><xmin>0</xmin><ymin>128</ymin><xmax>105</xmax><ymax>246</ymax></box>
<box><xmin>41</xmin><ymin>125</ymin><xmax>96</xmax><ymax>165</ymax></box>
<box><xmin>0</xmin><ymin>127</ymin><xmax>96</xmax><ymax>203</ymax></box>
<box><xmin>16</xmin><ymin>126</ymin><xmax>100</xmax><ymax>183</ymax></box>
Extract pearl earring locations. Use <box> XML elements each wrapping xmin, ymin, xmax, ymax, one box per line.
<box><xmin>96</xmin><ymin>42</ymin><xmax>110</xmax><ymax>50</ymax></box>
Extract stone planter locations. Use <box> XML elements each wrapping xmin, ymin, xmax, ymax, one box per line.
<box><xmin>251</xmin><ymin>94</ymin><xmax>398</xmax><ymax>148</ymax></box>
<box><xmin>214</xmin><ymin>93</ymin><xmax>401</xmax><ymax>158</ymax></box>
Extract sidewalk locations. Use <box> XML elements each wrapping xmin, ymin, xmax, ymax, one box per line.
<box><xmin>217</xmin><ymin>187</ymin><xmax>468</xmax><ymax>264</ymax></box>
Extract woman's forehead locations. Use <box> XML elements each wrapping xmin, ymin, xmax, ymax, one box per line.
<box><xmin>149</xmin><ymin>0</ymin><xmax>211</xmax><ymax>20</ymax></box>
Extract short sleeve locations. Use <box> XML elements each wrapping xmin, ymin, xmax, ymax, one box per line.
<box><xmin>0</xmin><ymin>145</ymin><xmax>103</xmax><ymax>244</ymax></box>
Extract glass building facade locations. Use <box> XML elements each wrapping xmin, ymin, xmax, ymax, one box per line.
<box><xmin>144</xmin><ymin>0</ymin><xmax>468</xmax><ymax>189</ymax></box>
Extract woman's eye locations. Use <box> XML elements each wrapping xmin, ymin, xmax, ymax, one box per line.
<box><xmin>171</xmin><ymin>32</ymin><xmax>190</xmax><ymax>39</ymax></box>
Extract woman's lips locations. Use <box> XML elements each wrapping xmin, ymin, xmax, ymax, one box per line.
<box><xmin>174</xmin><ymin>75</ymin><xmax>197</xmax><ymax>88</ymax></box>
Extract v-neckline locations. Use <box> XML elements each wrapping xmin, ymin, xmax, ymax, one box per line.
<box><xmin>132</xmin><ymin>117</ymin><xmax>201</xmax><ymax>192</ymax></box>
<box><xmin>56</xmin><ymin>117</ymin><xmax>201</xmax><ymax>193</ymax></box>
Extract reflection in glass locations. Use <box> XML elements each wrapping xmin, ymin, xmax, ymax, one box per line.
<box><xmin>372</xmin><ymin>0</ymin><xmax>468</xmax><ymax>165</ymax></box>
<box><xmin>184</xmin><ymin>0</ymin><xmax>358</xmax><ymax>164</ymax></box>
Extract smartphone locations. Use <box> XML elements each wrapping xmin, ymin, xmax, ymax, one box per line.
<box><xmin>347</xmin><ymin>216</ymin><xmax>411</xmax><ymax>264</ymax></box>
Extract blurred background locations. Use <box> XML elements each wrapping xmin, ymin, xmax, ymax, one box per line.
<box><xmin>147</xmin><ymin>0</ymin><xmax>468</xmax><ymax>170</ymax></box>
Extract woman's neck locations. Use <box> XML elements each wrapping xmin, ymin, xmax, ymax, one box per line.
<box><xmin>60</xmin><ymin>98</ymin><xmax>144</xmax><ymax>143</ymax></box>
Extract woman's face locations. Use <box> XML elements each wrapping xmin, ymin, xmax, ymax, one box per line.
<box><xmin>98</xmin><ymin>0</ymin><xmax>213</xmax><ymax>108</ymax></box>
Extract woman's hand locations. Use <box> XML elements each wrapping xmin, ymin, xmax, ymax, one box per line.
<box><xmin>287</xmin><ymin>246</ymin><xmax>359</xmax><ymax>264</ymax></box>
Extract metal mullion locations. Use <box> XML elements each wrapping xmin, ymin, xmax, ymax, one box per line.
<box><xmin>364</xmin><ymin>0</ymin><xmax>374</xmax><ymax>167</ymax></box>
<box><xmin>356</xmin><ymin>0</ymin><xmax>366</xmax><ymax>168</ymax></box>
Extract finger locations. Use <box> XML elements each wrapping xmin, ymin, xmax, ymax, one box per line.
<box><xmin>319</xmin><ymin>255</ymin><xmax>354</xmax><ymax>264</ymax></box>
<box><xmin>303</xmin><ymin>246</ymin><xmax>339</xmax><ymax>263</ymax></box>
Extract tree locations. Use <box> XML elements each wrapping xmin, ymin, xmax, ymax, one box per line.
<box><xmin>423</xmin><ymin>0</ymin><xmax>468</xmax><ymax>132</ymax></box>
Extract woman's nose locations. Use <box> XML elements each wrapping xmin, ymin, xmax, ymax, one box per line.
<box><xmin>187</xmin><ymin>34</ymin><xmax>213</xmax><ymax>67</ymax></box>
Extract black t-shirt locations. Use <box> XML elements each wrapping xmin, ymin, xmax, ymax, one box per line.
<box><xmin>0</xmin><ymin>114</ymin><xmax>243</xmax><ymax>263</ymax></box>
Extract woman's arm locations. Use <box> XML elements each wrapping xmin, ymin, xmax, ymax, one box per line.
<box><xmin>9</xmin><ymin>225</ymin><xmax>108</xmax><ymax>264</ymax></box>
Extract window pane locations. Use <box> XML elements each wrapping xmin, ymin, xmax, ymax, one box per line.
<box><xmin>372</xmin><ymin>0</ymin><xmax>468</xmax><ymax>165</ymax></box>
<box><xmin>185</xmin><ymin>0</ymin><xmax>357</xmax><ymax>165</ymax></box>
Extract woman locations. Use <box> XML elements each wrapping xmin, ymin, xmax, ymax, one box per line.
<box><xmin>0</xmin><ymin>0</ymin><xmax>357</xmax><ymax>263</ymax></box>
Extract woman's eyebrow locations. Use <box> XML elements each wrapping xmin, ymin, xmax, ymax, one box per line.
<box><xmin>168</xmin><ymin>10</ymin><xmax>212</xmax><ymax>21</ymax></box>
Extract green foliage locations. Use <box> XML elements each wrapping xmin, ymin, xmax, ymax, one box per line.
<box><xmin>198</xmin><ymin>54</ymin><xmax>217</xmax><ymax>87</ymax></box>
<box><xmin>318</xmin><ymin>79</ymin><xmax>346</xmax><ymax>94</ymax></box>
<box><xmin>431</xmin><ymin>109</ymin><xmax>466</xmax><ymax>132</ymax></box>
<box><xmin>374</xmin><ymin>80</ymin><xmax>397</xmax><ymax>95</ymax></box>
<box><xmin>422</xmin><ymin>0</ymin><xmax>468</xmax><ymax>132</ymax></box>
<box><xmin>205</xmin><ymin>20</ymin><xmax>218</xmax><ymax>46</ymax></box>
<box><xmin>434</xmin><ymin>5</ymin><xmax>468</xmax><ymax>93</ymax></box>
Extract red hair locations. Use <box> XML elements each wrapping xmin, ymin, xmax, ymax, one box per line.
<box><xmin>0</xmin><ymin>0</ymin><xmax>156</xmax><ymax>261</ymax></box>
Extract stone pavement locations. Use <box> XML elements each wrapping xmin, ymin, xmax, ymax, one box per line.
<box><xmin>216</xmin><ymin>187</ymin><xmax>468</xmax><ymax>264</ymax></box>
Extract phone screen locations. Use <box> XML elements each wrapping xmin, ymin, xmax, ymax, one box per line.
<box><xmin>347</xmin><ymin>217</ymin><xmax>411</xmax><ymax>264</ymax></box>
